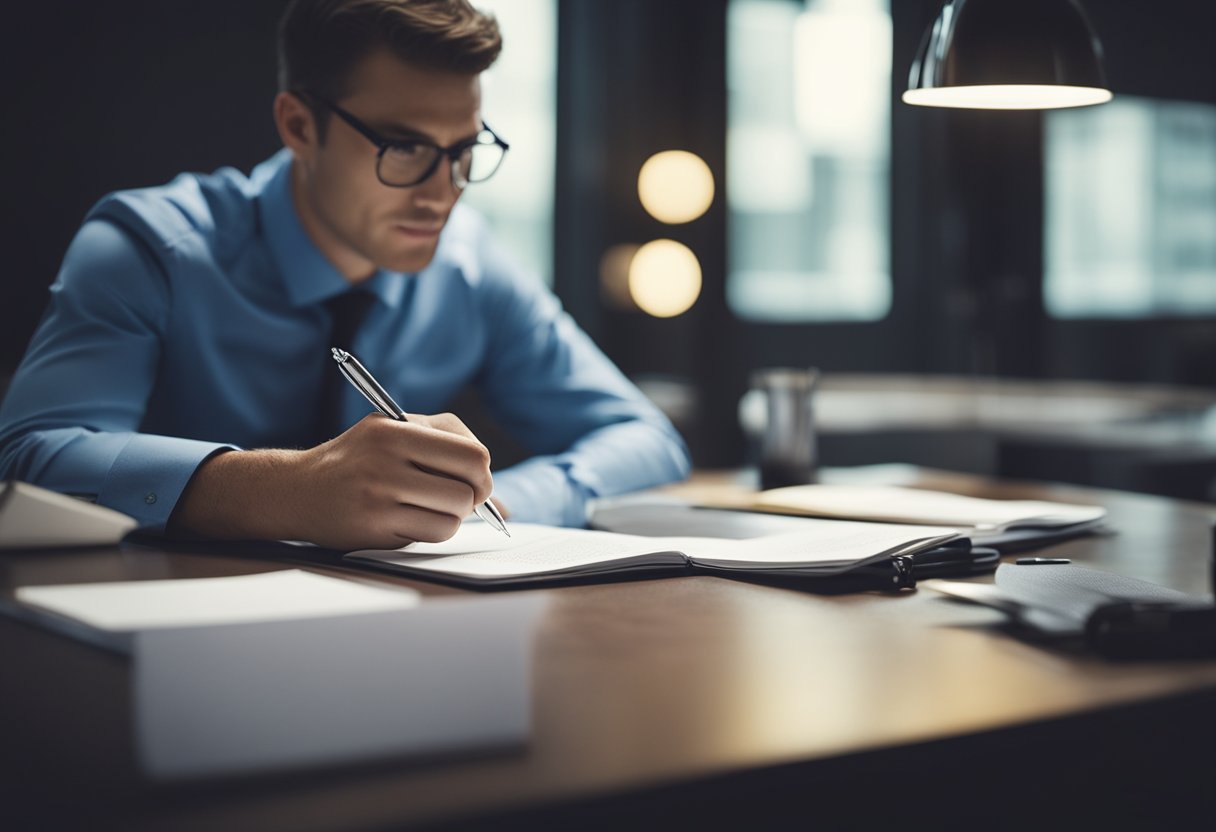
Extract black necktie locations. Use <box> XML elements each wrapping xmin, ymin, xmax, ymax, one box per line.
<box><xmin>317</xmin><ymin>290</ymin><xmax>376</xmax><ymax>444</ymax></box>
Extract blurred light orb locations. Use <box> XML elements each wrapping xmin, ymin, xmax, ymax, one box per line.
<box><xmin>598</xmin><ymin>243</ymin><xmax>641</xmax><ymax>309</ymax></box>
<box><xmin>628</xmin><ymin>239</ymin><xmax>702</xmax><ymax>318</ymax></box>
<box><xmin>637</xmin><ymin>150</ymin><xmax>715</xmax><ymax>224</ymax></box>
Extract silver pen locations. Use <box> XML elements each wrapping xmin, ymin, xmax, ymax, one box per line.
<box><xmin>330</xmin><ymin>347</ymin><xmax>510</xmax><ymax>537</ymax></box>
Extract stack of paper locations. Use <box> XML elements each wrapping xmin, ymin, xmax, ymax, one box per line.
<box><xmin>133</xmin><ymin>592</ymin><xmax>546</xmax><ymax>779</ymax></box>
<box><xmin>8</xmin><ymin>570</ymin><xmax>547</xmax><ymax>779</ymax></box>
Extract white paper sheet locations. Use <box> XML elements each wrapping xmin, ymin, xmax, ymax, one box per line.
<box><xmin>15</xmin><ymin>569</ymin><xmax>420</xmax><ymax>631</ymax></box>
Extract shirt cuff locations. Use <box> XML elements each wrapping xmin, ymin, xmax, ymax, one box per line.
<box><xmin>97</xmin><ymin>434</ymin><xmax>237</xmax><ymax>532</ymax></box>
<box><xmin>491</xmin><ymin>460</ymin><xmax>594</xmax><ymax>528</ymax></box>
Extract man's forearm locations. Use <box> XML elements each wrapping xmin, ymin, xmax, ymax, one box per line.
<box><xmin>168</xmin><ymin>415</ymin><xmax>497</xmax><ymax>549</ymax></box>
<box><xmin>170</xmin><ymin>448</ymin><xmax>306</xmax><ymax>541</ymax></box>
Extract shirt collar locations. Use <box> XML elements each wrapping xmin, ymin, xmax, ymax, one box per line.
<box><xmin>257</xmin><ymin>149</ymin><xmax>408</xmax><ymax>310</ymax></box>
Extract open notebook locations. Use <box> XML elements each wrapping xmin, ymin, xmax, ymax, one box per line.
<box><xmin>345</xmin><ymin>519</ymin><xmax>963</xmax><ymax>589</ymax></box>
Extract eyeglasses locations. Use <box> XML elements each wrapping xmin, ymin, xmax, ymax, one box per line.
<box><xmin>300</xmin><ymin>93</ymin><xmax>509</xmax><ymax>189</ymax></box>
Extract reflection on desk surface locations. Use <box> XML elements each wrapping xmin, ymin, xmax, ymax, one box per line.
<box><xmin>133</xmin><ymin>594</ymin><xmax>547</xmax><ymax>780</ymax></box>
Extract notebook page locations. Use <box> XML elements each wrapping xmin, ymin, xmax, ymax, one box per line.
<box><xmin>348</xmin><ymin>522</ymin><xmax>687</xmax><ymax>579</ymax></box>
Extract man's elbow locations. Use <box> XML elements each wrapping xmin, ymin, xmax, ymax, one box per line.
<box><xmin>649</xmin><ymin>416</ymin><xmax>692</xmax><ymax>485</ymax></box>
<box><xmin>663</xmin><ymin>426</ymin><xmax>691</xmax><ymax>479</ymax></box>
<box><xmin>0</xmin><ymin>430</ymin><xmax>39</xmax><ymax>483</ymax></box>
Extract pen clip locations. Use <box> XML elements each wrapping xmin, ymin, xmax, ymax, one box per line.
<box><xmin>331</xmin><ymin>348</ymin><xmax>407</xmax><ymax>420</ymax></box>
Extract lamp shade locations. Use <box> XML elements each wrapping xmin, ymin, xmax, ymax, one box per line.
<box><xmin>903</xmin><ymin>0</ymin><xmax>1111</xmax><ymax>109</ymax></box>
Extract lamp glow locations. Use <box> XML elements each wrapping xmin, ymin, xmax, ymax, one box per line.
<box><xmin>628</xmin><ymin>239</ymin><xmax>702</xmax><ymax>318</ymax></box>
<box><xmin>637</xmin><ymin>151</ymin><xmax>715</xmax><ymax>224</ymax></box>
<box><xmin>903</xmin><ymin>84</ymin><xmax>1111</xmax><ymax>110</ymax></box>
<box><xmin>905</xmin><ymin>0</ymin><xmax>1111</xmax><ymax>111</ymax></box>
<box><xmin>598</xmin><ymin>243</ymin><xmax>641</xmax><ymax>309</ymax></box>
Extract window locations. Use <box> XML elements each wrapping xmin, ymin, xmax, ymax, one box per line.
<box><xmin>726</xmin><ymin>0</ymin><xmax>892</xmax><ymax>322</ymax></box>
<box><xmin>460</xmin><ymin>0</ymin><xmax>557</xmax><ymax>286</ymax></box>
<box><xmin>1045</xmin><ymin>96</ymin><xmax>1216</xmax><ymax>318</ymax></box>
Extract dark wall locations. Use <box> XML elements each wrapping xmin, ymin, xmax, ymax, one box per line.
<box><xmin>1041</xmin><ymin>0</ymin><xmax>1216</xmax><ymax>388</ymax></box>
<box><xmin>555</xmin><ymin>0</ymin><xmax>737</xmax><ymax>464</ymax></box>
<box><xmin>555</xmin><ymin>0</ymin><xmax>1216</xmax><ymax>468</ymax></box>
<box><xmin>1085</xmin><ymin>0</ymin><xmax>1216</xmax><ymax>106</ymax></box>
<box><xmin>4</xmin><ymin>0</ymin><xmax>1213</xmax><ymax>409</ymax></box>
<box><xmin>1</xmin><ymin>1</ymin><xmax>289</xmax><ymax>374</ymax></box>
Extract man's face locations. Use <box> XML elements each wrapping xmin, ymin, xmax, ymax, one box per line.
<box><xmin>298</xmin><ymin>50</ymin><xmax>483</xmax><ymax>277</ymax></box>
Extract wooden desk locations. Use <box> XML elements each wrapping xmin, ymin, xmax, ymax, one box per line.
<box><xmin>3</xmin><ymin>470</ymin><xmax>1215</xmax><ymax>830</ymax></box>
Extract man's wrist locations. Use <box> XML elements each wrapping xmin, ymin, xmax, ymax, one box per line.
<box><xmin>170</xmin><ymin>447</ymin><xmax>308</xmax><ymax>541</ymax></box>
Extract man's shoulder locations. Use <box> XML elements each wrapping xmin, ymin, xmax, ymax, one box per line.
<box><xmin>84</xmin><ymin>153</ymin><xmax>281</xmax><ymax>259</ymax></box>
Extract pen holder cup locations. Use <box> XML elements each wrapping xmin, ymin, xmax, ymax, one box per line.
<box><xmin>750</xmin><ymin>367</ymin><xmax>820</xmax><ymax>491</ymax></box>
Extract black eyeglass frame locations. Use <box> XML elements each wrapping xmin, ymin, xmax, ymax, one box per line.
<box><xmin>296</xmin><ymin>91</ymin><xmax>510</xmax><ymax>189</ymax></box>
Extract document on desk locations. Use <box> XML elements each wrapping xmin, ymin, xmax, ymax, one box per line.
<box><xmin>9</xmin><ymin>570</ymin><xmax>420</xmax><ymax>649</ymax></box>
<box><xmin>741</xmin><ymin>484</ymin><xmax>1106</xmax><ymax>531</ymax></box>
<box><xmin>346</xmin><ymin>519</ymin><xmax>962</xmax><ymax>588</ymax></box>
<box><xmin>0</xmin><ymin>480</ymin><xmax>137</xmax><ymax>549</ymax></box>
<box><xmin>924</xmin><ymin>563</ymin><xmax>1197</xmax><ymax>637</ymax></box>
<box><xmin>642</xmin><ymin>483</ymin><xmax>1107</xmax><ymax>550</ymax></box>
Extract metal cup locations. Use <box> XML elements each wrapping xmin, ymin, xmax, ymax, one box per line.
<box><xmin>751</xmin><ymin>367</ymin><xmax>820</xmax><ymax>491</ymax></box>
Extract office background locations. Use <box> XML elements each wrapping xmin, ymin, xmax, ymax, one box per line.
<box><xmin>3</xmin><ymin>0</ymin><xmax>1215</xmax><ymax>495</ymax></box>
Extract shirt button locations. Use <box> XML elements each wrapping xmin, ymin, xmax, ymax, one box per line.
<box><xmin>145</xmin><ymin>492</ymin><xmax>157</xmax><ymax>505</ymax></box>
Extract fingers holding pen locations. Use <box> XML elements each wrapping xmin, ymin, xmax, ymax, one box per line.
<box><xmin>408</xmin><ymin>411</ymin><xmax>480</xmax><ymax>442</ymax></box>
<box><xmin>390</xmin><ymin>414</ymin><xmax>494</xmax><ymax>505</ymax></box>
<box><xmin>344</xmin><ymin>414</ymin><xmax>492</xmax><ymax>504</ymax></box>
<box><xmin>295</xmin><ymin>415</ymin><xmax>492</xmax><ymax>548</ymax></box>
<box><xmin>376</xmin><ymin>504</ymin><xmax>464</xmax><ymax>545</ymax></box>
<box><xmin>329</xmin><ymin>351</ymin><xmax>504</xmax><ymax>536</ymax></box>
<box><xmin>393</xmin><ymin>466</ymin><xmax>478</xmax><ymax>520</ymax></box>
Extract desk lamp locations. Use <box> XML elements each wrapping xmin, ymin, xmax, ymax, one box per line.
<box><xmin>903</xmin><ymin>0</ymin><xmax>1111</xmax><ymax>110</ymax></box>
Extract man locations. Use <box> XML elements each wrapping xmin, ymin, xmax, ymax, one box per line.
<box><xmin>0</xmin><ymin>0</ymin><xmax>689</xmax><ymax>549</ymax></box>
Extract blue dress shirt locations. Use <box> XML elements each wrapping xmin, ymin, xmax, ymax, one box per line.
<box><xmin>0</xmin><ymin>150</ymin><xmax>690</xmax><ymax>531</ymax></box>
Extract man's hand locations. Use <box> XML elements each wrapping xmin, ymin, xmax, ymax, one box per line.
<box><xmin>171</xmin><ymin>413</ymin><xmax>493</xmax><ymax>549</ymax></box>
<box><xmin>296</xmin><ymin>413</ymin><xmax>493</xmax><ymax>548</ymax></box>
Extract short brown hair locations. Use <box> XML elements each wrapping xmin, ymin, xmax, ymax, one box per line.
<box><xmin>279</xmin><ymin>0</ymin><xmax>502</xmax><ymax>133</ymax></box>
